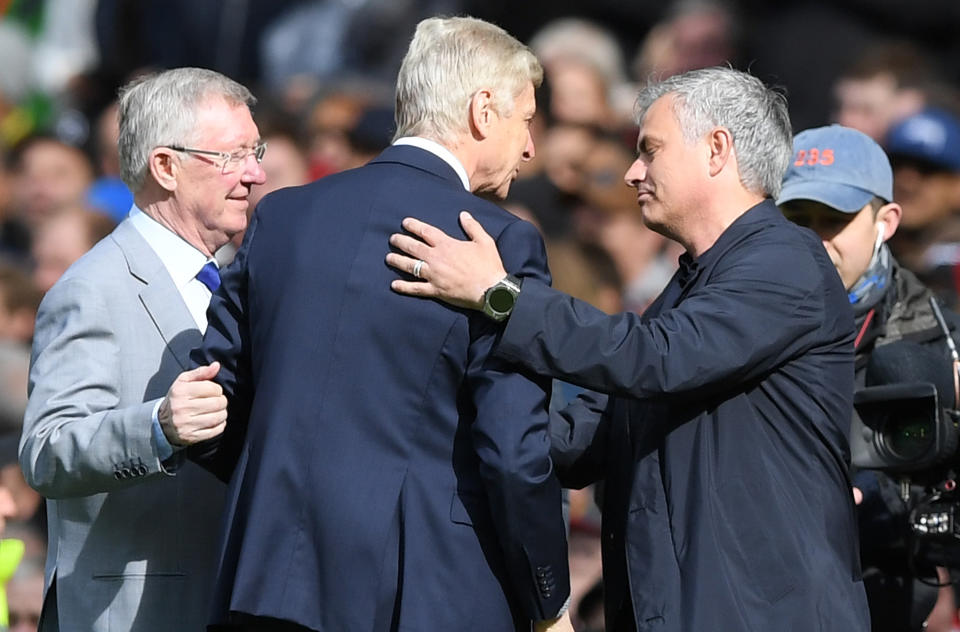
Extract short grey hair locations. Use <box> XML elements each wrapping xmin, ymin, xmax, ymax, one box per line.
<box><xmin>394</xmin><ymin>16</ymin><xmax>542</xmax><ymax>144</ymax></box>
<box><xmin>636</xmin><ymin>67</ymin><xmax>792</xmax><ymax>198</ymax></box>
<box><xmin>118</xmin><ymin>67</ymin><xmax>256</xmax><ymax>192</ymax></box>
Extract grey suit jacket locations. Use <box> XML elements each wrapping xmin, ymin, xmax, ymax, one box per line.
<box><xmin>21</xmin><ymin>219</ymin><xmax>226</xmax><ymax>632</ymax></box>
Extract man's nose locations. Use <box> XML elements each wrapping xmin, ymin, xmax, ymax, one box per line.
<box><xmin>243</xmin><ymin>157</ymin><xmax>267</xmax><ymax>185</ymax></box>
<box><xmin>522</xmin><ymin>130</ymin><xmax>535</xmax><ymax>162</ymax></box>
<box><xmin>624</xmin><ymin>158</ymin><xmax>646</xmax><ymax>187</ymax></box>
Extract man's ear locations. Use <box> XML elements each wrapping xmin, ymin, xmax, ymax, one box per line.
<box><xmin>877</xmin><ymin>202</ymin><xmax>903</xmax><ymax>241</ymax></box>
<box><xmin>706</xmin><ymin>126</ymin><xmax>734</xmax><ymax>177</ymax></box>
<box><xmin>148</xmin><ymin>147</ymin><xmax>179</xmax><ymax>192</ymax></box>
<box><xmin>469</xmin><ymin>89</ymin><xmax>496</xmax><ymax>141</ymax></box>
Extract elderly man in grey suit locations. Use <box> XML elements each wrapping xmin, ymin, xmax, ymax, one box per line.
<box><xmin>20</xmin><ymin>67</ymin><xmax>266</xmax><ymax>631</ymax></box>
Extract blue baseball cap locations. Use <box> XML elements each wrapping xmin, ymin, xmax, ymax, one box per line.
<box><xmin>885</xmin><ymin>107</ymin><xmax>960</xmax><ymax>173</ymax></box>
<box><xmin>776</xmin><ymin>124</ymin><xmax>893</xmax><ymax>213</ymax></box>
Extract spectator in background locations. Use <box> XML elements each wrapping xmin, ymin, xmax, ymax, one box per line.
<box><xmin>304</xmin><ymin>81</ymin><xmax>392</xmax><ymax>178</ymax></box>
<box><xmin>0</xmin><ymin>266</ymin><xmax>41</xmax><ymax>535</ymax></box>
<box><xmin>882</xmin><ymin>108</ymin><xmax>960</xmax><ymax>306</ymax></box>
<box><xmin>0</xmin><ymin>263</ymin><xmax>46</xmax><ymax>628</ymax></box>
<box><xmin>546</xmin><ymin>59</ymin><xmax>615</xmax><ymax>129</ymax></box>
<box><xmin>87</xmin><ymin>101</ymin><xmax>134</xmax><ymax>223</ymax></box>
<box><xmin>546</xmin><ymin>240</ymin><xmax>622</xmax><ymax>317</ymax></box>
<box><xmin>529</xmin><ymin>18</ymin><xmax>632</xmax><ymax>128</ymax></box>
<box><xmin>632</xmin><ymin>0</ymin><xmax>739</xmax><ymax>80</ymax></box>
<box><xmin>258</xmin><ymin>0</ymin><xmax>466</xmax><ymax>99</ymax></box>
<box><xmin>344</xmin><ymin>105</ymin><xmax>395</xmax><ymax>168</ymax></box>
<box><xmin>578</xmin><ymin>135</ymin><xmax>677</xmax><ymax>313</ymax></box>
<box><xmin>0</xmin><ymin>428</ymin><xmax>24</xmax><ymax>630</ymax></box>
<box><xmin>0</xmin><ymin>149</ymin><xmax>9</xmax><ymax>215</ymax></box>
<box><xmin>6</xmin><ymin>557</ymin><xmax>44</xmax><ymax>632</ymax></box>
<box><xmin>94</xmin><ymin>0</ymin><xmax>300</xmax><ymax>91</ymax></box>
<box><xmin>0</xmin><ymin>265</ymin><xmax>41</xmax><ymax>346</ymax></box>
<box><xmin>9</xmin><ymin>135</ymin><xmax>93</xmax><ymax>230</ymax></box>
<box><xmin>0</xmin><ymin>263</ymin><xmax>40</xmax><ymax>453</ymax></box>
<box><xmin>245</xmin><ymin>131</ymin><xmax>309</xmax><ymax>212</ymax></box>
<box><xmin>0</xmin><ymin>148</ymin><xmax>29</xmax><ymax>264</ymax></box>
<box><xmin>832</xmin><ymin>41</ymin><xmax>943</xmax><ymax>144</ymax></box>
<box><xmin>30</xmin><ymin>204</ymin><xmax>114</xmax><ymax>292</ymax></box>
<box><xmin>93</xmin><ymin>102</ymin><xmax>121</xmax><ymax>179</ymax></box>
<box><xmin>509</xmin><ymin>122</ymin><xmax>599</xmax><ymax>240</ymax></box>
<box><xmin>0</xmin><ymin>327</ymin><xmax>39</xmax><ymax>531</ymax></box>
<box><xmin>20</xmin><ymin>67</ymin><xmax>260</xmax><ymax>632</ymax></box>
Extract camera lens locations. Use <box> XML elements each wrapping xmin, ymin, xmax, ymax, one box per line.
<box><xmin>883</xmin><ymin>415</ymin><xmax>935</xmax><ymax>461</ymax></box>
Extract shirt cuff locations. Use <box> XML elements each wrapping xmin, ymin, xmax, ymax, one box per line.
<box><xmin>151</xmin><ymin>399</ymin><xmax>175</xmax><ymax>461</ymax></box>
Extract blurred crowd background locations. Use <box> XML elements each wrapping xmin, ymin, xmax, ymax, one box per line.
<box><xmin>3</xmin><ymin>0</ymin><xmax>960</xmax><ymax>629</ymax></box>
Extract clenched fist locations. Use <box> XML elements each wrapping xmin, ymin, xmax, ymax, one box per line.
<box><xmin>158</xmin><ymin>362</ymin><xmax>227</xmax><ymax>446</ymax></box>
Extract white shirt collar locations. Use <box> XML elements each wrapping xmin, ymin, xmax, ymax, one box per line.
<box><xmin>128</xmin><ymin>206</ymin><xmax>214</xmax><ymax>288</ymax></box>
<box><xmin>392</xmin><ymin>137</ymin><xmax>471</xmax><ymax>191</ymax></box>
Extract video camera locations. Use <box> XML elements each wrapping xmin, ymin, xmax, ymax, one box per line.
<box><xmin>851</xmin><ymin>322</ymin><xmax>960</xmax><ymax>570</ymax></box>
<box><xmin>852</xmin><ymin>382</ymin><xmax>960</xmax><ymax>478</ymax></box>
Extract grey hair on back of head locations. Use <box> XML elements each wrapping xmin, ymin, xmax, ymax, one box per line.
<box><xmin>393</xmin><ymin>16</ymin><xmax>542</xmax><ymax>145</ymax></box>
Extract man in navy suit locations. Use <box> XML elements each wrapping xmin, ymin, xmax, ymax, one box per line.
<box><xmin>387</xmin><ymin>67</ymin><xmax>870</xmax><ymax>631</ymax></box>
<box><xmin>193</xmin><ymin>16</ymin><xmax>572</xmax><ymax>632</ymax></box>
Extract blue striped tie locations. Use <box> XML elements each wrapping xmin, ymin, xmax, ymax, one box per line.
<box><xmin>196</xmin><ymin>261</ymin><xmax>221</xmax><ymax>292</ymax></box>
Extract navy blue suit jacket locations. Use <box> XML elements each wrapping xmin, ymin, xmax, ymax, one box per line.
<box><xmin>192</xmin><ymin>145</ymin><xmax>570</xmax><ymax>631</ymax></box>
<box><xmin>495</xmin><ymin>202</ymin><xmax>870</xmax><ymax>631</ymax></box>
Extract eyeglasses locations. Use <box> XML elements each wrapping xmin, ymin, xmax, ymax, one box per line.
<box><xmin>165</xmin><ymin>142</ymin><xmax>267</xmax><ymax>173</ymax></box>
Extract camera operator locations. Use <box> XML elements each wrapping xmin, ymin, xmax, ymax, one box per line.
<box><xmin>777</xmin><ymin>124</ymin><xmax>960</xmax><ymax>632</ymax></box>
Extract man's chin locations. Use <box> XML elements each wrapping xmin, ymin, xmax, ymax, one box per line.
<box><xmin>493</xmin><ymin>180</ymin><xmax>514</xmax><ymax>200</ymax></box>
<box><xmin>473</xmin><ymin>184</ymin><xmax>511</xmax><ymax>201</ymax></box>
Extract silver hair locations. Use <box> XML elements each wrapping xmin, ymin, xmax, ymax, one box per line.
<box><xmin>393</xmin><ymin>16</ymin><xmax>542</xmax><ymax>144</ymax></box>
<box><xmin>636</xmin><ymin>67</ymin><xmax>792</xmax><ymax>198</ymax></box>
<box><xmin>117</xmin><ymin>67</ymin><xmax>256</xmax><ymax>192</ymax></box>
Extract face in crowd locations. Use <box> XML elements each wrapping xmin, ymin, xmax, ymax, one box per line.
<box><xmin>781</xmin><ymin>200</ymin><xmax>899</xmax><ymax>290</ymax></box>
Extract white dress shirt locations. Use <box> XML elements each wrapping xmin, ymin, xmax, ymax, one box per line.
<box><xmin>393</xmin><ymin>136</ymin><xmax>471</xmax><ymax>191</ymax></box>
<box><xmin>129</xmin><ymin>206</ymin><xmax>218</xmax><ymax>332</ymax></box>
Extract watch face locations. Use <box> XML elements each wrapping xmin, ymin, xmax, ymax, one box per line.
<box><xmin>488</xmin><ymin>286</ymin><xmax>515</xmax><ymax>312</ymax></box>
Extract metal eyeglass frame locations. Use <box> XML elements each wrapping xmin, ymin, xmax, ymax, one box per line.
<box><xmin>165</xmin><ymin>142</ymin><xmax>267</xmax><ymax>173</ymax></box>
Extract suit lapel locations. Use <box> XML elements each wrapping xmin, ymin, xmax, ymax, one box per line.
<box><xmin>111</xmin><ymin>220</ymin><xmax>201</xmax><ymax>371</ymax></box>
